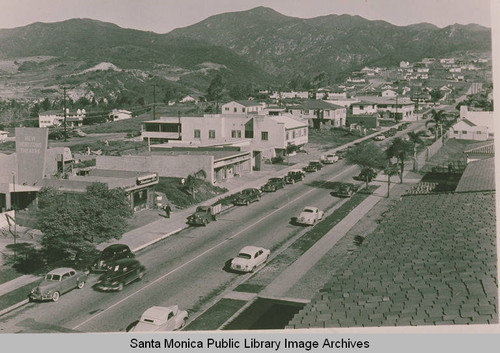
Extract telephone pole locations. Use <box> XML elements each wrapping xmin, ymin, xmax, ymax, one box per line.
<box><xmin>63</xmin><ymin>87</ymin><xmax>67</xmax><ymax>141</ymax></box>
<box><xmin>153</xmin><ymin>85</ymin><xmax>156</xmax><ymax>120</ymax></box>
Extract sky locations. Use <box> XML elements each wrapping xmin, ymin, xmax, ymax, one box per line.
<box><xmin>0</xmin><ymin>0</ymin><xmax>494</xmax><ymax>33</ymax></box>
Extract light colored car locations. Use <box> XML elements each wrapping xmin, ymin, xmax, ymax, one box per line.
<box><xmin>321</xmin><ymin>154</ymin><xmax>339</xmax><ymax>164</ymax></box>
<box><xmin>131</xmin><ymin>305</ymin><xmax>188</xmax><ymax>332</ymax></box>
<box><xmin>29</xmin><ymin>267</ymin><xmax>87</xmax><ymax>302</ymax></box>
<box><xmin>297</xmin><ymin>206</ymin><xmax>324</xmax><ymax>225</ymax></box>
<box><xmin>373</xmin><ymin>135</ymin><xmax>386</xmax><ymax>141</ymax></box>
<box><xmin>230</xmin><ymin>246</ymin><xmax>270</xmax><ymax>273</ymax></box>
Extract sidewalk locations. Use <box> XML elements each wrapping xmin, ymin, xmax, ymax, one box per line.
<box><xmin>0</xmin><ymin>124</ymin><xmax>403</xmax><ymax>313</ymax></box>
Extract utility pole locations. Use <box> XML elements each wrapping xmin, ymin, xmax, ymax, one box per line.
<box><xmin>63</xmin><ymin>87</ymin><xmax>67</xmax><ymax>141</ymax></box>
<box><xmin>11</xmin><ymin>172</ymin><xmax>17</xmax><ymax>261</ymax></box>
<box><xmin>153</xmin><ymin>85</ymin><xmax>156</xmax><ymax>120</ymax></box>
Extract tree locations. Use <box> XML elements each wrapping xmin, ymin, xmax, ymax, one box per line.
<box><xmin>383</xmin><ymin>163</ymin><xmax>399</xmax><ymax>198</ymax></box>
<box><xmin>185</xmin><ymin>169</ymin><xmax>207</xmax><ymax>200</ymax></box>
<box><xmin>385</xmin><ymin>137</ymin><xmax>413</xmax><ymax>183</ymax></box>
<box><xmin>407</xmin><ymin>131</ymin><xmax>425</xmax><ymax>171</ymax></box>
<box><xmin>35</xmin><ymin>184</ymin><xmax>132</xmax><ymax>268</ymax></box>
<box><xmin>430</xmin><ymin>90</ymin><xmax>444</xmax><ymax>102</ymax></box>
<box><xmin>345</xmin><ymin>142</ymin><xmax>385</xmax><ymax>188</ymax></box>
<box><xmin>425</xmin><ymin>109</ymin><xmax>447</xmax><ymax>141</ymax></box>
<box><xmin>207</xmin><ymin>74</ymin><xmax>225</xmax><ymax>113</ymax></box>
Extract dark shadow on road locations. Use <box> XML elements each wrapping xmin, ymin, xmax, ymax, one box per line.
<box><xmin>306</xmin><ymin>180</ymin><xmax>343</xmax><ymax>190</ymax></box>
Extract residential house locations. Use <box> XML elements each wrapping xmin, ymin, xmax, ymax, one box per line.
<box><xmin>449</xmin><ymin>106</ymin><xmax>494</xmax><ymax>141</ymax></box>
<box><xmin>0</xmin><ymin>131</ymin><xmax>8</xmax><ymax>142</ymax></box>
<box><xmin>222</xmin><ymin>100</ymin><xmax>265</xmax><ymax>114</ymax></box>
<box><xmin>287</xmin><ymin>100</ymin><xmax>346</xmax><ymax>129</ymax></box>
<box><xmin>180</xmin><ymin>95</ymin><xmax>198</xmax><ymax>104</ymax></box>
<box><xmin>38</xmin><ymin>109</ymin><xmax>86</xmax><ymax>128</ymax></box>
<box><xmin>399</xmin><ymin>61</ymin><xmax>410</xmax><ymax>68</ymax></box>
<box><xmin>352</xmin><ymin>97</ymin><xmax>416</xmax><ymax>120</ymax></box>
<box><xmin>108</xmin><ymin>109</ymin><xmax>132</xmax><ymax>122</ymax></box>
<box><xmin>382</xmin><ymin>89</ymin><xmax>398</xmax><ymax>98</ymax></box>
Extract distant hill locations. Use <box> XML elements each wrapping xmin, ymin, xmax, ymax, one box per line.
<box><xmin>0</xmin><ymin>7</ymin><xmax>491</xmax><ymax>111</ymax></box>
<box><xmin>168</xmin><ymin>6</ymin><xmax>491</xmax><ymax>77</ymax></box>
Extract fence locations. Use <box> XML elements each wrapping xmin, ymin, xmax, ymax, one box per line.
<box><xmin>415</xmin><ymin>132</ymin><xmax>448</xmax><ymax>171</ymax></box>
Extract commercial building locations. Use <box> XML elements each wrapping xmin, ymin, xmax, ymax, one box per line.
<box><xmin>288</xmin><ymin>100</ymin><xmax>347</xmax><ymax>129</ymax></box>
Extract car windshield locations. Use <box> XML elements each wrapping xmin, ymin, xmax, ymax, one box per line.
<box><xmin>45</xmin><ymin>274</ymin><xmax>61</xmax><ymax>281</ymax></box>
<box><xmin>303</xmin><ymin>209</ymin><xmax>314</xmax><ymax>213</ymax></box>
<box><xmin>237</xmin><ymin>253</ymin><xmax>252</xmax><ymax>260</ymax></box>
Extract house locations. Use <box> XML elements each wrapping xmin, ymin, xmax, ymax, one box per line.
<box><xmin>351</xmin><ymin>97</ymin><xmax>416</xmax><ymax>120</ymax></box>
<box><xmin>0</xmin><ymin>130</ymin><xmax>8</xmax><ymax>142</ymax></box>
<box><xmin>449</xmin><ymin>106</ymin><xmax>494</xmax><ymax>141</ymax></box>
<box><xmin>440</xmin><ymin>58</ymin><xmax>455</xmax><ymax>64</ymax></box>
<box><xmin>38</xmin><ymin>109</ymin><xmax>86</xmax><ymax>128</ymax></box>
<box><xmin>381</xmin><ymin>89</ymin><xmax>397</xmax><ymax>98</ymax></box>
<box><xmin>399</xmin><ymin>61</ymin><xmax>410</xmax><ymax>68</ymax></box>
<box><xmin>180</xmin><ymin>95</ymin><xmax>198</xmax><ymax>104</ymax></box>
<box><xmin>287</xmin><ymin>100</ymin><xmax>346</xmax><ymax>129</ymax></box>
<box><xmin>108</xmin><ymin>109</ymin><xmax>132</xmax><ymax>122</ymax></box>
<box><xmin>221</xmin><ymin>101</ymin><xmax>265</xmax><ymax>114</ymax></box>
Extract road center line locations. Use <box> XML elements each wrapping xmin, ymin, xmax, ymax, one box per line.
<box><xmin>72</xmin><ymin>164</ymin><xmax>357</xmax><ymax>330</ymax></box>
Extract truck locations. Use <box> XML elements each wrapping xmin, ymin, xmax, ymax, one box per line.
<box><xmin>187</xmin><ymin>202</ymin><xmax>222</xmax><ymax>226</ymax></box>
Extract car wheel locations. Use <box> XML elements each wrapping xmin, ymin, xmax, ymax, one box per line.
<box><xmin>265</xmin><ymin>255</ymin><xmax>270</xmax><ymax>262</ymax></box>
<box><xmin>291</xmin><ymin>179</ymin><xmax>295</xmax><ymax>184</ymax></box>
<box><xmin>180</xmin><ymin>318</ymin><xmax>187</xmax><ymax>329</ymax></box>
<box><xmin>117</xmin><ymin>283</ymin><xmax>124</xmax><ymax>292</ymax></box>
<box><xmin>250</xmin><ymin>266</ymin><xmax>255</xmax><ymax>273</ymax></box>
<box><xmin>77</xmin><ymin>281</ymin><xmax>85</xmax><ymax>289</ymax></box>
<box><xmin>203</xmin><ymin>219</ymin><xmax>208</xmax><ymax>226</ymax></box>
<box><xmin>51</xmin><ymin>291</ymin><xmax>60</xmax><ymax>302</ymax></box>
<box><xmin>138</xmin><ymin>271</ymin><xmax>144</xmax><ymax>280</ymax></box>
<box><xmin>245</xmin><ymin>200</ymin><xmax>249</xmax><ymax>206</ymax></box>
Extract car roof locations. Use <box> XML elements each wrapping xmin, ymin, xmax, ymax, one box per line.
<box><xmin>103</xmin><ymin>244</ymin><xmax>130</xmax><ymax>251</ymax></box>
<box><xmin>289</xmin><ymin>169</ymin><xmax>303</xmax><ymax>173</ymax></box>
<box><xmin>47</xmin><ymin>267</ymin><xmax>75</xmax><ymax>275</ymax></box>
<box><xmin>239</xmin><ymin>246</ymin><xmax>263</xmax><ymax>254</ymax></box>
<box><xmin>303</xmin><ymin>206</ymin><xmax>318</xmax><ymax>211</ymax></box>
<box><xmin>114</xmin><ymin>258</ymin><xmax>139</xmax><ymax>265</ymax></box>
<box><xmin>141</xmin><ymin>306</ymin><xmax>175</xmax><ymax>321</ymax></box>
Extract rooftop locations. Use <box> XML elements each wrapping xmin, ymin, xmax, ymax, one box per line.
<box><xmin>288</xmin><ymin>191</ymin><xmax>497</xmax><ymax>328</ymax></box>
<box><xmin>455</xmin><ymin>158</ymin><xmax>495</xmax><ymax>192</ymax></box>
<box><xmin>290</xmin><ymin>100</ymin><xmax>345</xmax><ymax>111</ymax></box>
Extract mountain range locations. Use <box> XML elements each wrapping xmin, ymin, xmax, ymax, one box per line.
<box><xmin>0</xmin><ymin>6</ymin><xmax>492</xmax><ymax>105</ymax></box>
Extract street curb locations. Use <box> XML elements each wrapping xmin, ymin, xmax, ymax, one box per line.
<box><xmin>0</xmin><ymin>299</ymin><xmax>28</xmax><ymax>317</ymax></box>
<box><xmin>132</xmin><ymin>227</ymin><xmax>184</xmax><ymax>252</ymax></box>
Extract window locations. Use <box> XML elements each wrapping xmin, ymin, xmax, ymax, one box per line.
<box><xmin>292</xmin><ymin>131</ymin><xmax>296</xmax><ymax>139</ymax></box>
<box><xmin>462</xmin><ymin>131</ymin><xmax>467</xmax><ymax>134</ymax></box>
<box><xmin>359</xmin><ymin>105</ymin><xmax>364</xmax><ymax>110</ymax></box>
<box><xmin>454</xmin><ymin>131</ymin><xmax>459</xmax><ymax>135</ymax></box>
<box><xmin>476</xmin><ymin>131</ymin><xmax>482</xmax><ymax>134</ymax></box>
<box><xmin>209</xmin><ymin>130</ymin><xmax>216</xmax><ymax>139</ymax></box>
<box><xmin>231</xmin><ymin>130</ymin><xmax>241</xmax><ymax>138</ymax></box>
<box><xmin>245</xmin><ymin>130</ymin><xmax>254</xmax><ymax>138</ymax></box>
<box><xmin>286</xmin><ymin>132</ymin><xmax>289</xmax><ymax>140</ymax></box>
<box><xmin>261</xmin><ymin>131</ymin><xmax>268</xmax><ymax>140</ymax></box>
<box><xmin>304</xmin><ymin>128</ymin><xmax>307</xmax><ymax>135</ymax></box>
<box><xmin>242</xmin><ymin>108</ymin><xmax>246</xmax><ymax>112</ymax></box>
<box><xmin>194</xmin><ymin>129</ymin><xmax>201</xmax><ymax>138</ymax></box>
<box><xmin>224</xmin><ymin>107</ymin><xmax>229</xmax><ymax>111</ymax></box>
<box><xmin>234</xmin><ymin>107</ymin><xmax>237</xmax><ymax>112</ymax></box>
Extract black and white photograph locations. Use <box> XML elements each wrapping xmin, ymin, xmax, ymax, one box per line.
<box><xmin>0</xmin><ymin>0</ymin><xmax>497</xmax><ymax>348</ymax></box>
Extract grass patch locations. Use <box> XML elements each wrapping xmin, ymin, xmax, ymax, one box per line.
<box><xmin>0</xmin><ymin>141</ymin><xmax>15</xmax><ymax>152</ymax></box>
<box><xmin>379</xmin><ymin>120</ymin><xmax>398</xmax><ymax>127</ymax></box>
<box><xmin>234</xmin><ymin>185</ymin><xmax>378</xmax><ymax>292</ymax></box>
<box><xmin>185</xmin><ymin>298</ymin><xmax>246</xmax><ymax>331</ymax></box>
<box><xmin>307</xmin><ymin>128</ymin><xmax>362</xmax><ymax>150</ymax></box>
<box><xmin>0</xmin><ymin>267</ymin><xmax>25</xmax><ymax>285</ymax></box>
<box><xmin>68</xmin><ymin>139</ymin><xmax>149</xmax><ymax>155</ymax></box>
<box><xmin>0</xmin><ymin>280</ymin><xmax>41</xmax><ymax>312</ymax></box>
<box><xmin>155</xmin><ymin>177</ymin><xmax>227</xmax><ymax>209</ymax></box>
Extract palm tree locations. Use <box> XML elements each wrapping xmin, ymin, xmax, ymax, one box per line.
<box><xmin>383</xmin><ymin>162</ymin><xmax>399</xmax><ymax>198</ymax></box>
<box><xmin>425</xmin><ymin>109</ymin><xmax>447</xmax><ymax>141</ymax></box>
<box><xmin>385</xmin><ymin>137</ymin><xmax>413</xmax><ymax>183</ymax></box>
<box><xmin>186</xmin><ymin>169</ymin><xmax>207</xmax><ymax>200</ymax></box>
<box><xmin>407</xmin><ymin>131</ymin><xmax>425</xmax><ymax>171</ymax></box>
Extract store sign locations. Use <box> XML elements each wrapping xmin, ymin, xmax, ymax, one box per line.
<box><xmin>15</xmin><ymin>128</ymin><xmax>48</xmax><ymax>186</ymax></box>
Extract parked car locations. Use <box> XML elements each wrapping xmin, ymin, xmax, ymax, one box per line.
<box><xmin>304</xmin><ymin>160</ymin><xmax>323</xmax><ymax>172</ymax></box>
<box><xmin>233</xmin><ymin>188</ymin><xmax>261</xmax><ymax>206</ymax></box>
<box><xmin>29</xmin><ymin>268</ymin><xmax>87</xmax><ymax>302</ymax></box>
<box><xmin>262</xmin><ymin>177</ymin><xmax>285</xmax><ymax>192</ymax></box>
<box><xmin>296</xmin><ymin>206</ymin><xmax>324</xmax><ymax>226</ymax></box>
<box><xmin>334</xmin><ymin>183</ymin><xmax>360</xmax><ymax>198</ymax></box>
<box><xmin>130</xmin><ymin>305</ymin><xmax>188</xmax><ymax>332</ymax></box>
<box><xmin>90</xmin><ymin>244</ymin><xmax>134</xmax><ymax>273</ymax></box>
<box><xmin>187</xmin><ymin>203</ymin><xmax>222</xmax><ymax>226</ymax></box>
<box><xmin>72</xmin><ymin>129</ymin><xmax>87</xmax><ymax>137</ymax></box>
<box><xmin>95</xmin><ymin>258</ymin><xmax>146</xmax><ymax>291</ymax></box>
<box><xmin>230</xmin><ymin>246</ymin><xmax>270</xmax><ymax>273</ymax></box>
<box><xmin>353</xmin><ymin>168</ymin><xmax>378</xmax><ymax>182</ymax></box>
<box><xmin>321</xmin><ymin>154</ymin><xmax>339</xmax><ymax>164</ymax></box>
<box><xmin>373</xmin><ymin>134</ymin><xmax>386</xmax><ymax>141</ymax></box>
<box><xmin>285</xmin><ymin>169</ymin><xmax>306</xmax><ymax>184</ymax></box>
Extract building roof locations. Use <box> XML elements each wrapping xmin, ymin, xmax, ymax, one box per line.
<box><xmin>455</xmin><ymin>157</ymin><xmax>495</xmax><ymax>192</ymax></box>
<box><xmin>268</xmin><ymin>114</ymin><xmax>308</xmax><ymax>129</ymax></box>
<box><xmin>464</xmin><ymin>111</ymin><xmax>495</xmax><ymax>130</ymax></box>
<box><xmin>463</xmin><ymin>141</ymin><xmax>495</xmax><ymax>155</ymax></box>
<box><xmin>288</xmin><ymin>191</ymin><xmax>497</xmax><ymax>328</ymax></box>
<box><xmin>228</xmin><ymin>100</ymin><xmax>262</xmax><ymax>107</ymax></box>
<box><xmin>150</xmin><ymin>149</ymin><xmax>250</xmax><ymax>162</ymax></box>
<box><xmin>352</xmin><ymin>96</ymin><xmax>415</xmax><ymax>106</ymax></box>
<box><xmin>290</xmin><ymin>100</ymin><xmax>345</xmax><ymax>111</ymax></box>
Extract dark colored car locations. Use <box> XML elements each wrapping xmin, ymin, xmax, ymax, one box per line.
<box><xmin>334</xmin><ymin>183</ymin><xmax>360</xmax><ymax>198</ymax></box>
<box><xmin>95</xmin><ymin>258</ymin><xmax>146</xmax><ymax>291</ymax></box>
<box><xmin>233</xmin><ymin>188</ymin><xmax>261</xmax><ymax>205</ymax></box>
<box><xmin>262</xmin><ymin>177</ymin><xmax>285</xmax><ymax>192</ymax></box>
<box><xmin>353</xmin><ymin>168</ymin><xmax>378</xmax><ymax>182</ymax></box>
<box><xmin>91</xmin><ymin>244</ymin><xmax>134</xmax><ymax>273</ymax></box>
<box><xmin>285</xmin><ymin>170</ymin><xmax>306</xmax><ymax>184</ymax></box>
<box><xmin>304</xmin><ymin>161</ymin><xmax>323</xmax><ymax>172</ymax></box>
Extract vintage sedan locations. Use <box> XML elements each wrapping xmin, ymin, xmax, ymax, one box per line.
<box><xmin>304</xmin><ymin>160</ymin><xmax>323</xmax><ymax>172</ymax></box>
<box><xmin>131</xmin><ymin>305</ymin><xmax>188</xmax><ymax>332</ymax></box>
<box><xmin>29</xmin><ymin>268</ymin><xmax>87</xmax><ymax>302</ymax></box>
<box><xmin>334</xmin><ymin>183</ymin><xmax>360</xmax><ymax>198</ymax></box>
<box><xmin>90</xmin><ymin>244</ymin><xmax>134</xmax><ymax>273</ymax></box>
<box><xmin>261</xmin><ymin>177</ymin><xmax>285</xmax><ymax>192</ymax></box>
<box><xmin>233</xmin><ymin>188</ymin><xmax>261</xmax><ymax>205</ymax></box>
<box><xmin>285</xmin><ymin>169</ymin><xmax>305</xmax><ymax>184</ymax></box>
<box><xmin>296</xmin><ymin>206</ymin><xmax>324</xmax><ymax>226</ymax></box>
<box><xmin>95</xmin><ymin>258</ymin><xmax>146</xmax><ymax>291</ymax></box>
<box><xmin>230</xmin><ymin>246</ymin><xmax>270</xmax><ymax>273</ymax></box>
<box><xmin>320</xmin><ymin>154</ymin><xmax>339</xmax><ymax>164</ymax></box>
<box><xmin>353</xmin><ymin>168</ymin><xmax>378</xmax><ymax>182</ymax></box>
